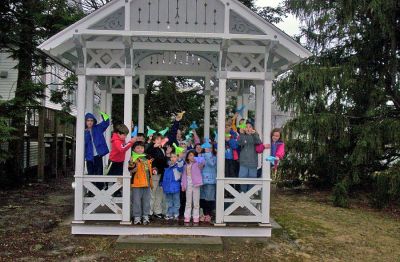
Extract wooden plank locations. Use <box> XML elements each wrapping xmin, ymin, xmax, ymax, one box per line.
<box><xmin>71</xmin><ymin>224</ymin><xmax>271</xmax><ymax>237</ymax></box>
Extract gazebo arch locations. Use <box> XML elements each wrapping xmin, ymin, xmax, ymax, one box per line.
<box><xmin>39</xmin><ymin>0</ymin><xmax>311</xmax><ymax>237</ymax></box>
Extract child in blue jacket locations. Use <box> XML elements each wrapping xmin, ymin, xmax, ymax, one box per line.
<box><xmin>84</xmin><ymin>112</ymin><xmax>110</xmax><ymax>176</ymax></box>
<box><xmin>162</xmin><ymin>149</ymin><xmax>184</xmax><ymax>220</ymax></box>
<box><xmin>200</xmin><ymin>140</ymin><xmax>217</xmax><ymax>223</ymax></box>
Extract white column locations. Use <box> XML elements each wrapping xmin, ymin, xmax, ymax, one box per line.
<box><xmin>242</xmin><ymin>80</ymin><xmax>249</xmax><ymax>119</ymax></box>
<box><xmin>138</xmin><ymin>74</ymin><xmax>145</xmax><ymax>133</ymax></box>
<box><xmin>100</xmin><ymin>88</ymin><xmax>107</xmax><ymax>165</ymax></box>
<box><xmin>255</xmin><ymin>82</ymin><xmax>264</xmax><ymax>169</ymax></box>
<box><xmin>73</xmin><ymin>73</ymin><xmax>86</xmax><ymax>223</ymax></box>
<box><xmin>121</xmin><ymin>74</ymin><xmax>133</xmax><ymax>224</ymax></box>
<box><xmin>215</xmin><ymin>77</ymin><xmax>227</xmax><ymax>225</ymax></box>
<box><xmin>261</xmin><ymin>78</ymin><xmax>273</xmax><ymax>225</ymax></box>
<box><xmin>85</xmin><ymin>79</ymin><xmax>94</xmax><ymax>113</ymax></box>
<box><xmin>204</xmin><ymin>76</ymin><xmax>211</xmax><ymax>138</ymax></box>
<box><xmin>105</xmin><ymin>86</ymin><xmax>113</xmax><ymax>157</ymax></box>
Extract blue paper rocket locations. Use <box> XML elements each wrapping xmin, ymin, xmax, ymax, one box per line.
<box><xmin>190</xmin><ymin>121</ymin><xmax>198</xmax><ymax>129</ymax></box>
<box><xmin>201</xmin><ymin>137</ymin><xmax>212</xmax><ymax>149</ymax></box>
<box><xmin>236</xmin><ymin>105</ymin><xmax>246</xmax><ymax>117</ymax></box>
<box><xmin>131</xmin><ymin>126</ymin><xmax>138</xmax><ymax>138</ymax></box>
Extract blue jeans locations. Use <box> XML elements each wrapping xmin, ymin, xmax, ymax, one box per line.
<box><xmin>165</xmin><ymin>192</ymin><xmax>180</xmax><ymax>217</ymax></box>
<box><xmin>86</xmin><ymin>156</ymin><xmax>104</xmax><ymax>189</ymax></box>
<box><xmin>238</xmin><ymin>165</ymin><xmax>257</xmax><ymax>192</ymax></box>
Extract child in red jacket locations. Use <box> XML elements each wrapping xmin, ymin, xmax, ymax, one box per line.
<box><xmin>108</xmin><ymin>124</ymin><xmax>136</xmax><ymax>176</ymax></box>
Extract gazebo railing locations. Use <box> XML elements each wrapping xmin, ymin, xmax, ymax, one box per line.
<box><xmin>74</xmin><ymin>175</ymin><xmax>131</xmax><ymax>224</ymax></box>
<box><xmin>219</xmin><ymin>178</ymin><xmax>271</xmax><ymax>224</ymax></box>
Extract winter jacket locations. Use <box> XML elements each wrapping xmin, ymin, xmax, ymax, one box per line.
<box><xmin>167</xmin><ymin>120</ymin><xmax>180</xmax><ymax>146</ymax></box>
<box><xmin>202</xmin><ymin>152</ymin><xmax>217</xmax><ymax>184</ymax></box>
<box><xmin>271</xmin><ymin>141</ymin><xmax>285</xmax><ymax>169</ymax></box>
<box><xmin>84</xmin><ymin>113</ymin><xmax>110</xmax><ymax>161</ymax></box>
<box><xmin>109</xmin><ymin>133</ymin><xmax>134</xmax><ymax>162</ymax></box>
<box><xmin>162</xmin><ymin>159</ymin><xmax>184</xmax><ymax>194</ymax></box>
<box><xmin>237</xmin><ymin>132</ymin><xmax>261</xmax><ymax>168</ymax></box>
<box><xmin>146</xmin><ymin>143</ymin><xmax>169</xmax><ymax>177</ymax></box>
<box><xmin>181</xmin><ymin>161</ymin><xmax>204</xmax><ymax>190</ymax></box>
<box><xmin>225</xmin><ymin>136</ymin><xmax>239</xmax><ymax>160</ymax></box>
<box><xmin>128</xmin><ymin>158</ymin><xmax>153</xmax><ymax>188</ymax></box>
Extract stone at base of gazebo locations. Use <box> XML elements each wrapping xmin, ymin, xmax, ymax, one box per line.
<box><xmin>71</xmin><ymin>222</ymin><xmax>272</xmax><ymax>237</ymax></box>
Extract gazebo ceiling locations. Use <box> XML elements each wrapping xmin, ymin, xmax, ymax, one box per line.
<box><xmin>38</xmin><ymin>0</ymin><xmax>312</xmax><ymax>75</ymax></box>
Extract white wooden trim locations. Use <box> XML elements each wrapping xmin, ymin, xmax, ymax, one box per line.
<box><xmin>85</xmin><ymin>79</ymin><xmax>94</xmax><ymax>113</ymax></box>
<box><xmin>71</xmin><ymin>224</ymin><xmax>271</xmax><ymax>237</ymax></box>
<box><xmin>74</xmin><ymin>74</ymin><xmax>86</xmax><ymax>222</ymax></box>
<box><xmin>124</xmin><ymin>0</ymin><xmax>131</xmax><ymax>31</ymax></box>
<box><xmin>136</xmin><ymin>69</ymin><xmax>213</xmax><ymax>77</ymax></box>
<box><xmin>228</xmin><ymin>45</ymin><xmax>266</xmax><ymax>54</ymax></box>
<box><xmin>133</xmin><ymin>42</ymin><xmax>220</xmax><ymax>52</ymax></box>
<box><xmin>261</xmin><ymin>79</ymin><xmax>272</xmax><ymax>224</ymax></box>
<box><xmin>255</xmin><ymin>82</ymin><xmax>263</xmax><ymax>168</ymax></box>
<box><xmin>86</xmin><ymin>68</ymin><xmax>127</xmax><ymax>76</ymax></box>
<box><xmin>121</xmin><ymin>175</ymin><xmax>132</xmax><ymax>224</ymax></box>
<box><xmin>226</xmin><ymin>71</ymin><xmax>265</xmax><ymax>80</ymax></box>
<box><xmin>138</xmin><ymin>74</ymin><xmax>145</xmax><ymax>133</ymax></box>
<box><xmin>123</xmin><ymin>75</ymin><xmax>133</xmax><ymax>176</ymax></box>
<box><xmin>82</xmin><ymin>214</ymin><xmax>122</xmax><ymax>221</ymax></box>
<box><xmin>204</xmin><ymin>76</ymin><xmax>211</xmax><ymax>138</ymax></box>
<box><xmin>105</xmin><ymin>82</ymin><xmax>112</xmax><ymax>164</ymax></box>
<box><xmin>215</xmin><ymin>77</ymin><xmax>227</xmax><ymax>225</ymax></box>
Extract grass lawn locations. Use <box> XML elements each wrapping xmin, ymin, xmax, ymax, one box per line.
<box><xmin>0</xmin><ymin>178</ymin><xmax>399</xmax><ymax>261</ymax></box>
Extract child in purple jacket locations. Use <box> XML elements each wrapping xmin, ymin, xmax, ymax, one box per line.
<box><xmin>181</xmin><ymin>150</ymin><xmax>204</xmax><ymax>225</ymax></box>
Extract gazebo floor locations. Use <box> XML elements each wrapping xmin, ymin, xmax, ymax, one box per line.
<box><xmin>71</xmin><ymin>219</ymin><xmax>272</xmax><ymax>237</ymax></box>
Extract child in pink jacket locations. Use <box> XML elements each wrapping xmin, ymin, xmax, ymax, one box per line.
<box><xmin>265</xmin><ymin>128</ymin><xmax>285</xmax><ymax>171</ymax></box>
<box><xmin>181</xmin><ymin>150</ymin><xmax>204</xmax><ymax>225</ymax></box>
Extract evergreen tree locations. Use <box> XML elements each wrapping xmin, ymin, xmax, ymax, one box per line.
<box><xmin>275</xmin><ymin>0</ymin><xmax>400</xmax><ymax>206</ymax></box>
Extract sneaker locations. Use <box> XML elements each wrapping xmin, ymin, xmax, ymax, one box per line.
<box><xmin>154</xmin><ymin>213</ymin><xmax>163</xmax><ymax>219</ymax></box>
<box><xmin>199</xmin><ymin>215</ymin><xmax>205</xmax><ymax>222</ymax></box>
<box><xmin>142</xmin><ymin>216</ymin><xmax>150</xmax><ymax>225</ymax></box>
<box><xmin>173</xmin><ymin>215</ymin><xmax>179</xmax><ymax>221</ymax></box>
<box><xmin>133</xmin><ymin>217</ymin><xmax>141</xmax><ymax>225</ymax></box>
<box><xmin>184</xmin><ymin>217</ymin><xmax>190</xmax><ymax>223</ymax></box>
<box><xmin>193</xmin><ymin>217</ymin><xmax>199</xmax><ymax>224</ymax></box>
<box><xmin>204</xmin><ymin>215</ymin><xmax>212</xmax><ymax>223</ymax></box>
<box><xmin>165</xmin><ymin>215</ymin><xmax>172</xmax><ymax>221</ymax></box>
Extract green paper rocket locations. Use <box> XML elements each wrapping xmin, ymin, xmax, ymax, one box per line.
<box><xmin>146</xmin><ymin>126</ymin><xmax>157</xmax><ymax>137</ymax></box>
<box><xmin>159</xmin><ymin>127</ymin><xmax>169</xmax><ymax>136</ymax></box>
<box><xmin>131</xmin><ymin>152</ymin><xmax>147</xmax><ymax>162</ymax></box>
<box><xmin>173</xmin><ymin>143</ymin><xmax>184</xmax><ymax>155</ymax></box>
<box><xmin>238</xmin><ymin>122</ymin><xmax>247</xmax><ymax>130</ymax></box>
<box><xmin>99</xmin><ymin>111</ymin><xmax>110</xmax><ymax>121</ymax></box>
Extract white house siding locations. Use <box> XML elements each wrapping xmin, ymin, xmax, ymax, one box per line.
<box><xmin>0</xmin><ymin>52</ymin><xmax>18</xmax><ymax>101</ymax></box>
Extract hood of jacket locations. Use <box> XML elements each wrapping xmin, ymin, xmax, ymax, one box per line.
<box><xmin>85</xmin><ymin>113</ymin><xmax>98</xmax><ymax>125</ymax></box>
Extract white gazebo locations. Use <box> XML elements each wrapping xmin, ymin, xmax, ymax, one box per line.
<box><xmin>38</xmin><ymin>0</ymin><xmax>311</xmax><ymax>237</ymax></box>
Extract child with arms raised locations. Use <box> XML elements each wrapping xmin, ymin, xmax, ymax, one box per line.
<box><xmin>200</xmin><ymin>140</ymin><xmax>217</xmax><ymax>223</ymax></box>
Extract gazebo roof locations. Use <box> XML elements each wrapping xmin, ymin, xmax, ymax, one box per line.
<box><xmin>38</xmin><ymin>0</ymin><xmax>311</xmax><ymax>75</ymax></box>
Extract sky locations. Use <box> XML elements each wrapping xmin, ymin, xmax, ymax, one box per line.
<box><xmin>255</xmin><ymin>0</ymin><xmax>300</xmax><ymax>37</ymax></box>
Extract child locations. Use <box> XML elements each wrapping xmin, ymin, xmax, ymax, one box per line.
<box><xmin>181</xmin><ymin>150</ymin><xmax>204</xmax><ymax>225</ymax></box>
<box><xmin>200</xmin><ymin>141</ymin><xmax>217</xmax><ymax>223</ymax></box>
<box><xmin>265</xmin><ymin>128</ymin><xmax>285</xmax><ymax>172</ymax></box>
<box><xmin>129</xmin><ymin>141</ymin><xmax>154</xmax><ymax>225</ymax></box>
<box><xmin>237</xmin><ymin>121</ymin><xmax>261</xmax><ymax>192</ymax></box>
<box><xmin>84</xmin><ymin>112</ymin><xmax>110</xmax><ymax>176</ymax></box>
<box><xmin>225</xmin><ymin>122</ymin><xmax>239</xmax><ymax>177</ymax></box>
<box><xmin>108</xmin><ymin>124</ymin><xmax>136</xmax><ymax>175</ymax></box>
<box><xmin>162</xmin><ymin>150</ymin><xmax>184</xmax><ymax>220</ymax></box>
<box><xmin>146</xmin><ymin>134</ymin><xmax>169</xmax><ymax>219</ymax></box>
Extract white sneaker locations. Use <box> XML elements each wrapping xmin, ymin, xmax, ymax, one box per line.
<box><xmin>173</xmin><ymin>215</ymin><xmax>179</xmax><ymax>221</ymax></box>
<box><xmin>133</xmin><ymin>217</ymin><xmax>141</xmax><ymax>225</ymax></box>
<box><xmin>165</xmin><ymin>215</ymin><xmax>172</xmax><ymax>220</ymax></box>
<box><xmin>142</xmin><ymin>216</ymin><xmax>150</xmax><ymax>225</ymax></box>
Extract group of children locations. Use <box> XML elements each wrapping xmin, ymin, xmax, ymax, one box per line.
<box><xmin>84</xmin><ymin>110</ymin><xmax>284</xmax><ymax>226</ymax></box>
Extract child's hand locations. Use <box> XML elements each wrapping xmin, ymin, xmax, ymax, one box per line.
<box><xmin>233</xmin><ymin>112</ymin><xmax>239</xmax><ymax>119</ymax></box>
<box><xmin>264</xmin><ymin>144</ymin><xmax>271</xmax><ymax>149</ymax></box>
<box><xmin>176</xmin><ymin>111</ymin><xmax>185</xmax><ymax>121</ymax></box>
<box><xmin>130</xmin><ymin>137</ymin><xmax>137</xmax><ymax>143</ymax></box>
<box><xmin>181</xmin><ymin>187</ymin><xmax>186</xmax><ymax>192</ymax></box>
<box><xmin>152</xmin><ymin>168</ymin><xmax>158</xmax><ymax>175</ymax></box>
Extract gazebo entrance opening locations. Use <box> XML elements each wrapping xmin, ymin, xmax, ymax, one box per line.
<box><xmin>38</xmin><ymin>0</ymin><xmax>311</xmax><ymax>237</ymax></box>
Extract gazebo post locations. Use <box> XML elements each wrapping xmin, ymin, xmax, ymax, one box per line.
<box><xmin>85</xmin><ymin>78</ymin><xmax>94</xmax><ymax>113</ymax></box>
<box><xmin>73</xmin><ymin>71</ymin><xmax>86</xmax><ymax>224</ymax></box>
<box><xmin>138</xmin><ymin>74</ymin><xmax>145</xmax><ymax>133</ymax></box>
<box><xmin>260</xmin><ymin>72</ymin><xmax>273</xmax><ymax>226</ymax></box>
<box><xmin>255</xmin><ymin>82</ymin><xmax>264</xmax><ymax>168</ymax></box>
<box><xmin>121</xmin><ymin>72</ymin><xmax>133</xmax><ymax>224</ymax></box>
<box><xmin>242</xmin><ymin>80</ymin><xmax>249</xmax><ymax>120</ymax></box>
<box><xmin>215</xmin><ymin>73</ymin><xmax>227</xmax><ymax>226</ymax></box>
<box><xmin>105</xmin><ymin>77</ymin><xmax>113</xmax><ymax>164</ymax></box>
<box><xmin>204</xmin><ymin>75</ymin><xmax>211</xmax><ymax>138</ymax></box>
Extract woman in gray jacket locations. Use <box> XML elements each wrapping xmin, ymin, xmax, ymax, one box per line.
<box><xmin>237</xmin><ymin>121</ymin><xmax>261</xmax><ymax>192</ymax></box>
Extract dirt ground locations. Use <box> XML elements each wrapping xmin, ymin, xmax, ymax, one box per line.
<box><xmin>0</xmin><ymin>178</ymin><xmax>399</xmax><ymax>262</ymax></box>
